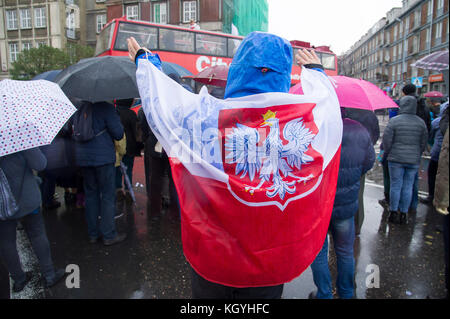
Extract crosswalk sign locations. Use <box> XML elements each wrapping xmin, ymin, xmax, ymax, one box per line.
<box><xmin>411</xmin><ymin>77</ymin><xmax>423</xmax><ymax>88</ymax></box>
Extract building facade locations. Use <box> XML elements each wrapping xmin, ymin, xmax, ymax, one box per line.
<box><xmin>0</xmin><ymin>0</ymin><xmax>108</xmax><ymax>80</ymax></box>
<box><xmin>0</xmin><ymin>0</ymin><xmax>68</xmax><ymax>79</ymax></box>
<box><xmin>106</xmin><ymin>0</ymin><xmax>224</xmax><ymax>32</ymax></box>
<box><xmin>340</xmin><ymin>0</ymin><xmax>449</xmax><ymax>97</ymax></box>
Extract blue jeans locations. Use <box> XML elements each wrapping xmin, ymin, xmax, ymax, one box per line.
<box><xmin>388</xmin><ymin>161</ymin><xmax>419</xmax><ymax>213</ymax></box>
<box><xmin>410</xmin><ymin>171</ymin><xmax>419</xmax><ymax>210</ymax></box>
<box><xmin>310</xmin><ymin>216</ymin><xmax>355</xmax><ymax>299</ymax></box>
<box><xmin>82</xmin><ymin>164</ymin><xmax>117</xmax><ymax>240</ymax></box>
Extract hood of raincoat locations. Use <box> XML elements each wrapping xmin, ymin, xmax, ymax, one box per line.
<box><xmin>224</xmin><ymin>32</ymin><xmax>293</xmax><ymax>99</ymax></box>
<box><xmin>398</xmin><ymin>95</ymin><xmax>417</xmax><ymax>115</ymax></box>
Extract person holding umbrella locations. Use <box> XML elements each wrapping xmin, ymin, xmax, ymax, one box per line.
<box><xmin>0</xmin><ymin>79</ymin><xmax>76</xmax><ymax>292</ymax></box>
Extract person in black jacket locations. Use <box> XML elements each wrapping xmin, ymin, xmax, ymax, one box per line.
<box><xmin>343</xmin><ymin>108</ymin><xmax>379</xmax><ymax>235</ymax></box>
<box><xmin>310</xmin><ymin>113</ymin><xmax>375</xmax><ymax>299</ymax></box>
<box><xmin>137</xmin><ymin>107</ymin><xmax>177</xmax><ymax>210</ymax></box>
<box><xmin>115</xmin><ymin>98</ymin><xmax>142</xmax><ymax>202</ymax></box>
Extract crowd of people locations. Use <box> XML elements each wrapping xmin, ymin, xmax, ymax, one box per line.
<box><xmin>0</xmin><ymin>31</ymin><xmax>448</xmax><ymax>299</ymax></box>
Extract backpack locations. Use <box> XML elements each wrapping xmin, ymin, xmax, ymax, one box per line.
<box><xmin>72</xmin><ymin>102</ymin><xmax>105</xmax><ymax>143</ymax></box>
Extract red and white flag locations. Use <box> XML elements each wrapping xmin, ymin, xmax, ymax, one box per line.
<box><xmin>137</xmin><ymin>59</ymin><xmax>342</xmax><ymax>287</ymax></box>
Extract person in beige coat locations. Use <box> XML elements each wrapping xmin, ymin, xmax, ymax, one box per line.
<box><xmin>433</xmin><ymin>128</ymin><xmax>448</xmax><ymax>298</ymax></box>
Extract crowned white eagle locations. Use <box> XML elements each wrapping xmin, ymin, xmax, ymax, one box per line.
<box><xmin>224</xmin><ymin>110</ymin><xmax>316</xmax><ymax>200</ymax></box>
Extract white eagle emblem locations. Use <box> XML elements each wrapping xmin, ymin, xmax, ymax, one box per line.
<box><xmin>225</xmin><ymin>110</ymin><xmax>316</xmax><ymax>200</ymax></box>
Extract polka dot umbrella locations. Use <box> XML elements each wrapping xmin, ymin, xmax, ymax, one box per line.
<box><xmin>0</xmin><ymin>79</ymin><xmax>77</xmax><ymax>157</ymax></box>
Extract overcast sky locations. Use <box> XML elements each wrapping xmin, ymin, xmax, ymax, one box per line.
<box><xmin>268</xmin><ymin>0</ymin><xmax>403</xmax><ymax>55</ymax></box>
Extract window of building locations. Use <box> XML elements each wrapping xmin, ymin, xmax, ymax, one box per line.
<box><xmin>37</xmin><ymin>40</ymin><xmax>48</xmax><ymax>47</ymax></box>
<box><xmin>437</xmin><ymin>0</ymin><xmax>444</xmax><ymax>10</ymax></box>
<box><xmin>435</xmin><ymin>21</ymin><xmax>443</xmax><ymax>43</ymax></box>
<box><xmin>22</xmin><ymin>42</ymin><xmax>32</xmax><ymax>51</ymax></box>
<box><xmin>34</xmin><ymin>7</ymin><xmax>46</xmax><ymax>28</ymax></box>
<box><xmin>426</xmin><ymin>27</ymin><xmax>431</xmax><ymax>47</ymax></box>
<box><xmin>397</xmin><ymin>63</ymin><xmax>401</xmax><ymax>81</ymax></box>
<box><xmin>6</xmin><ymin>10</ymin><xmax>18</xmax><ymax>30</ymax></box>
<box><xmin>9</xmin><ymin>43</ymin><xmax>19</xmax><ymax>62</ymax></box>
<box><xmin>20</xmin><ymin>8</ymin><xmax>32</xmax><ymax>29</ymax></box>
<box><xmin>183</xmin><ymin>1</ymin><xmax>197</xmax><ymax>23</ymax></box>
<box><xmin>66</xmin><ymin>11</ymin><xmax>75</xmax><ymax>39</ymax></box>
<box><xmin>96</xmin><ymin>14</ymin><xmax>106</xmax><ymax>33</ymax></box>
<box><xmin>394</xmin><ymin>24</ymin><xmax>398</xmax><ymax>41</ymax></box>
<box><xmin>414</xmin><ymin>10</ymin><xmax>420</xmax><ymax>28</ymax></box>
<box><xmin>154</xmin><ymin>2</ymin><xmax>167</xmax><ymax>24</ymax></box>
<box><xmin>126</xmin><ymin>5</ymin><xmax>139</xmax><ymax>20</ymax></box>
<box><xmin>405</xmin><ymin>16</ymin><xmax>409</xmax><ymax>34</ymax></box>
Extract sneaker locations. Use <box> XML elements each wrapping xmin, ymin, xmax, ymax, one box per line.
<box><xmin>13</xmin><ymin>271</ymin><xmax>33</xmax><ymax>293</ymax></box>
<box><xmin>103</xmin><ymin>233</ymin><xmax>127</xmax><ymax>246</ymax></box>
<box><xmin>42</xmin><ymin>269</ymin><xmax>67</xmax><ymax>288</ymax></box>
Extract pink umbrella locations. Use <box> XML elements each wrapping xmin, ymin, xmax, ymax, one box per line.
<box><xmin>424</xmin><ymin>91</ymin><xmax>444</xmax><ymax>98</ymax></box>
<box><xmin>290</xmin><ymin>75</ymin><xmax>398</xmax><ymax>111</ymax></box>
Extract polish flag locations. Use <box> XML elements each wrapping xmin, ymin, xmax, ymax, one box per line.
<box><xmin>137</xmin><ymin>59</ymin><xmax>342</xmax><ymax>287</ymax></box>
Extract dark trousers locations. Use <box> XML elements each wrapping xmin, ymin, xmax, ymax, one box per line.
<box><xmin>40</xmin><ymin>170</ymin><xmax>57</xmax><ymax>205</ymax></box>
<box><xmin>0</xmin><ymin>210</ymin><xmax>55</xmax><ymax>283</ymax></box>
<box><xmin>115</xmin><ymin>154</ymin><xmax>135</xmax><ymax>190</ymax></box>
<box><xmin>150</xmin><ymin>156</ymin><xmax>178</xmax><ymax>209</ymax></box>
<box><xmin>191</xmin><ymin>267</ymin><xmax>284</xmax><ymax>299</ymax></box>
<box><xmin>82</xmin><ymin>164</ymin><xmax>117</xmax><ymax>240</ymax></box>
<box><xmin>427</xmin><ymin>159</ymin><xmax>439</xmax><ymax>200</ymax></box>
<box><xmin>355</xmin><ymin>174</ymin><xmax>365</xmax><ymax>234</ymax></box>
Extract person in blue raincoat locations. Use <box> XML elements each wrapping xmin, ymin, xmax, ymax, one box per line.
<box><xmin>127</xmin><ymin>32</ymin><xmax>329</xmax><ymax>299</ymax></box>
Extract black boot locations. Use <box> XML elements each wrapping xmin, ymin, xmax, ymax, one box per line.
<box><xmin>13</xmin><ymin>271</ymin><xmax>33</xmax><ymax>293</ymax></box>
<box><xmin>388</xmin><ymin>211</ymin><xmax>400</xmax><ymax>224</ymax></box>
<box><xmin>399</xmin><ymin>213</ymin><xmax>408</xmax><ymax>225</ymax></box>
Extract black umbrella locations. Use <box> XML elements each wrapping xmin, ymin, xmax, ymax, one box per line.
<box><xmin>54</xmin><ymin>56</ymin><xmax>140</xmax><ymax>103</ymax></box>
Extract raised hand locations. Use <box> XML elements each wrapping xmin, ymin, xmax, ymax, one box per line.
<box><xmin>295</xmin><ymin>48</ymin><xmax>321</xmax><ymax>67</ymax></box>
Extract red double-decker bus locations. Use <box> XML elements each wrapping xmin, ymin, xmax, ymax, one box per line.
<box><xmin>95</xmin><ymin>17</ymin><xmax>338</xmax><ymax>84</ymax></box>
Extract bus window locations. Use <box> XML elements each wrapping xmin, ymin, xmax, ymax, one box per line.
<box><xmin>159</xmin><ymin>28</ymin><xmax>194</xmax><ymax>53</ymax></box>
<box><xmin>114</xmin><ymin>22</ymin><xmax>158</xmax><ymax>51</ymax></box>
<box><xmin>227</xmin><ymin>38</ymin><xmax>242</xmax><ymax>57</ymax></box>
<box><xmin>196</xmin><ymin>34</ymin><xmax>227</xmax><ymax>56</ymax></box>
<box><xmin>95</xmin><ymin>22</ymin><xmax>115</xmax><ymax>55</ymax></box>
<box><xmin>321</xmin><ymin>52</ymin><xmax>336</xmax><ymax>70</ymax></box>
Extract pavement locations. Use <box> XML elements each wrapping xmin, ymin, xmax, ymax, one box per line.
<box><xmin>1</xmin><ymin>115</ymin><xmax>447</xmax><ymax>299</ymax></box>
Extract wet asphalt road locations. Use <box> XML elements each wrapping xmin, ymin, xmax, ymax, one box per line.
<box><xmin>1</xmin><ymin>115</ymin><xmax>447</xmax><ymax>299</ymax></box>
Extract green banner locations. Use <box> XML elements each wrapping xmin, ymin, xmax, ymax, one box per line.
<box><xmin>223</xmin><ymin>0</ymin><xmax>268</xmax><ymax>36</ymax></box>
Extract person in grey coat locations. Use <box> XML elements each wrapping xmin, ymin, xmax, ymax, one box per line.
<box><xmin>0</xmin><ymin>148</ymin><xmax>65</xmax><ymax>292</ymax></box>
<box><xmin>382</xmin><ymin>95</ymin><xmax>428</xmax><ymax>224</ymax></box>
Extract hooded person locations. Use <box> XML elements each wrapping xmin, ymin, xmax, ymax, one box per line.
<box><xmin>127</xmin><ymin>32</ymin><xmax>342</xmax><ymax>298</ymax></box>
<box><xmin>382</xmin><ymin>95</ymin><xmax>428</xmax><ymax>225</ymax></box>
